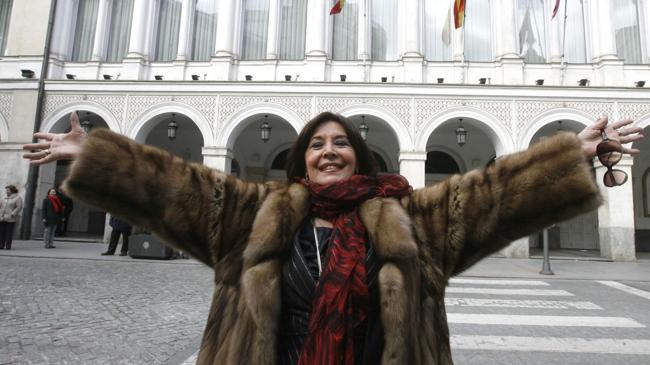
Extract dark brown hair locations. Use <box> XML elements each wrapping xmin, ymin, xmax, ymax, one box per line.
<box><xmin>5</xmin><ymin>185</ymin><xmax>18</xmax><ymax>194</ymax></box>
<box><xmin>285</xmin><ymin>112</ymin><xmax>378</xmax><ymax>181</ymax></box>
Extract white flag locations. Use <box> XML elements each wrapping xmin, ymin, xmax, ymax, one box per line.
<box><xmin>442</xmin><ymin>5</ymin><xmax>452</xmax><ymax>46</ymax></box>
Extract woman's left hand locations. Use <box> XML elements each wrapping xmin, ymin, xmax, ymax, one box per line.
<box><xmin>577</xmin><ymin>116</ymin><xmax>644</xmax><ymax>159</ymax></box>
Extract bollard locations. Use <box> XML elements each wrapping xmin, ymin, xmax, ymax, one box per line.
<box><xmin>539</xmin><ymin>228</ymin><xmax>554</xmax><ymax>275</ymax></box>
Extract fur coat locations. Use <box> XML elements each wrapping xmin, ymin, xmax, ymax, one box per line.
<box><xmin>63</xmin><ymin>129</ymin><xmax>601</xmax><ymax>365</ymax></box>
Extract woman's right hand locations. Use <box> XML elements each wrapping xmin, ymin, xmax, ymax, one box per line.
<box><xmin>23</xmin><ymin>112</ymin><xmax>87</xmax><ymax>165</ymax></box>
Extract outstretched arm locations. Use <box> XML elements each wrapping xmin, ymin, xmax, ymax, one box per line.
<box><xmin>23</xmin><ymin>112</ymin><xmax>275</xmax><ymax>268</ymax></box>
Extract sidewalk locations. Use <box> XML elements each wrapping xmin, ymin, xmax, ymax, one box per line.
<box><xmin>0</xmin><ymin>239</ymin><xmax>200</xmax><ymax>265</ymax></box>
<box><xmin>2</xmin><ymin>239</ymin><xmax>650</xmax><ymax>281</ymax></box>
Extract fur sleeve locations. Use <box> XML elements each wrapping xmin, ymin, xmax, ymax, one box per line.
<box><xmin>62</xmin><ymin>129</ymin><xmax>278</xmax><ymax>268</ymax></box>
<box><xmin>403</xmin><ymin>132</ymin><xmax>602</xmax><ymax>277</ymax></box>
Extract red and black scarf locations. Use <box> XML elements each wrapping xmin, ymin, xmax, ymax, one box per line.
<box><xmin>48</xmin><ymin>194</ymin><xmax>64</xmax><ymax>214</ymax></box>
<box><xmin>298</xmin><ymin>174</ymin><xmax>412</xmax><ymax>365</ymax></box>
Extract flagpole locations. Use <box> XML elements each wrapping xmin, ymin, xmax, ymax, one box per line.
<box><xmin>560</xmin><ymin>0</ymin><xmax>568</xmax><ymax>85</ymax></box>
<box><xmin>461</xmin><ymin>6</ymin><xmax>466</xmax><ymax>84</ymax></box>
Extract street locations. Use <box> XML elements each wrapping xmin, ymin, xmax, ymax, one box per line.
<box><xmin>1</xmin><ymin>242</ymin><xmax>650</xmax><ymax>364</ymax></box>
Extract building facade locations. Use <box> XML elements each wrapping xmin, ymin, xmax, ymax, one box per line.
<box><xmin>1</xmin><ymin>0</ymin><xmax>649</xmax><ymax>260</ymax></box>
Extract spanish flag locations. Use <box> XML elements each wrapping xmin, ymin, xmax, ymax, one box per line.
<box><xmin>453</xmin><ymin>0</ymin><xmax>466</xmax><ymax>29</ymax></box>
<box><xmin>330</xmin><ymin>0</ymin><xmax>345</xmax><ymax>15</ymax></box>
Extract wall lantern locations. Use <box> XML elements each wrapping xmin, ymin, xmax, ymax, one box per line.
<box><xmin>456</xmin><ymin>118</ymin><xmax>467</xmax><ymax>147</ymax></box>
<box><xmin>66</xmin><ymin>74</ymin><xmax>76</xmax><ymax>80</ymax></box>
<box><xmin>81</xmin><ymin>112</ymin><xmax>93</xmax><ymax>133</ymax></box>
<box><xmin>260</xmin><ymin>115</ymin><xmax>271</xmax><ymax>143</ymax></box>
<box><xmin>167</xmin><ymin>113</ymin><xmax>178</xmax><ymax>140</ymax></box>
<box><xmin>359</xmin><ymin>115</ymin><xmax>369</xmax><ymax>141</ymax></box>
<box><xmin>636</xmin><ymin>80</ymin><xmax>645</xmax><ymax>87</ymax></box>
<box><xmin>578</xmin><ymin>78</ymin><xmax>589</xmax><ymax>86</ymax></box>
<box><xmin>21</xmin><ymin>69</ymin><xmax>35</xmax><ymax>78</ymax></box>
<box><xmin>535</xmin><ymin>79</ymin><xmax>544</xmax><ymax>85</ymax></box>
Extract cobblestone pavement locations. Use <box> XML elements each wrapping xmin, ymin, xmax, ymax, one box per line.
<box><xmin>0</xmin><ymin>256</ymin><xmax>213</xmax><ymax>365</ymax></box>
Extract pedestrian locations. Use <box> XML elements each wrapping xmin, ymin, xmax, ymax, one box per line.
<box><xmin>0</xmin><ymin>185</ymin><xmax>23</xmax><ymax>250</ymax></box>
<box><xmin>42</xmin><ymin>187</ymin><xmax>63</xmax><ymax>249</ymax></box>
<box><xmin>101</xmin><ymin>215</ymin><xmax>132</xmax><ymax>256</ymax></box>
<box><xmin>55</xmin><ymin>188</ymin><xmax>73</xmax><ymax>236</ymax></box>
<box><xmin>22</xmin><ymin>111</ymin><xmax>643</xmax><ymax>364</ymax></box>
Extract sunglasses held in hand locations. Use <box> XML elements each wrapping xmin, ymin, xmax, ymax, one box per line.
<box><xmin>596</xmin><ymin>131</ymin><xmax>628</xmax><ymax>187</ymax></box>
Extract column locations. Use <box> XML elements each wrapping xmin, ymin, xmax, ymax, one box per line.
<box><xmin>596</xmin><ymin>157</ymin><xmax>636</xmax><ymax>261</ymax></box>
<box><xmin>214</xmin><ymin>0</ymin><xmax>236</xmax><ymax>57</ymax></box>
<box><xmin>202</xmin><ymin>147</ymin><xmax>233</xmax><ymax>173</ymax></box>
<box><xmin>642</xmin><ymin>0</ymin><xmax>650</xmax><ymax>63</ymax></box>
<box><xmin>495</xmin><ymin>0</ymin><xmax>518</xmax><ymax>59</ymax></box>
<box><xmin>91</xmin><ymin>0</ymin><xmax>112</xmax><ymax>62</ymax></box>
<box><xmin>126</xmin><ymin>0</ymin><xmax>151</xmax><ymax>59</ymax></box>
<box><xmin>588</xmin><ymin>0</ymin><xmax>617</xmax><ymax>61</ymax></box>
<box><xmin>176</xmin><ymin>0</ymin><xmax>193</xmax><ymax>61</ymax></box>
<box><xmin>401</xmin><ymin>0</ymin><xmax>421</xmax><ymax>58</ymax></box>
<box><xmin>357</xmin><ymin>0</ymin><xmax>369</xmax><ymax>61</ymax></box>
<box><xmin>305</xmin><ymin>0</ymin><xmax>327</xmax><ymax>56</ymax></box>
<box><xmin>266</xmin><ymin>0</ymin><xmax>280</xmax><ymax>59</ymax></box>
<box><xmin>549</xmin><ymin>0</ymin><xmax>563</xmax><ymax>63</ymax></box>
<box><xmin>399</xmin><ymin>152</ymin><xmax>427</xmax><ymax>189</ymax></box>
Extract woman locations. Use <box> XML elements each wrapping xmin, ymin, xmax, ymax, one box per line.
<box><xmin>0</xmin><ymin>185</ymin><xmax>23</xmax><ymax>250</ymax></box>
<box><xmin>23</xmin><ymin>111</ymin><xmax>642</xmax><ymax>364</ymax></box>
<box><xmin>42</xmin><ymin>187</ymin><xmax>63</xmax><ymax>249</ymax></box>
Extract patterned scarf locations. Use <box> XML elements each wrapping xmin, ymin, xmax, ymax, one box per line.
<box><xmin>298</xmin><ymin>174</ymin><xmax>412</xmax><ymax>365</ymax></box>
<box><xmin>48</xmin><ymin>194</ymin><xmax>64</xmax><ymax>214</ymax></box>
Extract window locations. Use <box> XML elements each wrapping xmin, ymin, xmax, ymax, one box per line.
<box><xmin>279</xmin><ymin>0</ymin><xmax>307</xmax><ymax>60</ymax></box>
<box><xmin>612</xmin><ymin>0</ymin><xmax>642</xmax><ymax>64</ymax></box>
<box><xmin>424</xmin><ymin>0</ymin><xmax>452</xmax><ymax>61</ymax></box>
<box><xmin>518</xmin><ymin>0</ymin><xmax>547</xmax><ymax>63</ymax></box>
<box><xmin>106</xmin><ymin>0</ymin><xmax>134</xmax><ymax>62</ymax></box>
<box><xmin>464</xmin><ymin>0</ymin><xmax>492</xmax><ymax>61</ymax></box>
<box><xmin>242</xmin><ymin>0</ymin><xmax>269</xmax><ymax>60</ymax></box>
<box><xmin>371</xmin><ymin>0</ymin><xmax>398</xmax><ymax>61</ymax></box>
<box><xmin>154</xmin><ymin>0</ymin><xmax>182</xmax><ymax>62</ymax></box>
<box><xmin>426</xmin><ymin>151</ymin><xmax>460</xmax><ymax>174</ymax></box>
<box><xmin>0</xmin><ymin>0</ymin><xmax>12</xmax><ymax>56</ymax></box>
<box><xmin>71</xmin><ymin>0</ymin><xmax>100</xmax><ymax>61</ymax></box>
<box><xmin>331</xmin><ymin>0</ymin><xmax>358</xmax><ymax>60</ymax></box>
<box><xmin>192</xmin><ymin>0</ymin><xmax>219</xmax><ymax>61</ymax></box>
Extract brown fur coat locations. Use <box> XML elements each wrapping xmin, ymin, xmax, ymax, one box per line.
<box><xmin>63</xmin><ymin>129</ymin><xmax>601</xmax><ymax>365</ymax></box>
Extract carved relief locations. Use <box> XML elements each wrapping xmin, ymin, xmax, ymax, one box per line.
<box><xmin>0</xmin><ymin>93</ymin><xmax>13</xmax><ymax>124</ymax></box>
<box><xmin>43</xmin><ymin>94</ymin><xmax>83</xmax><ymax>119</ymax></box>
<box><xmin>516</xmin><ymin>100</ymin><xmax>564</xmax><ymax>131</ymax></box>
<box><xmin>218</xmin><ymin>95</ymin><xmax>312</xmax><ymax>128</ymax></box>
<box><xmin>317</xmin><ymin>97</ymin><xmax>411</xmax><ymax>129</ymax></box>
<box><xmin>618</xmin><ymin>102</ymin><xmax>650</xmax><ymax>121</ymax></box>
<box><xmin>415</xmin><ymin>98</ymin><xmax>461</xmax><ymax>130</ymax></box>
<box><xmin>565</xmin><ymin>102</ymin><xmax>613</xmax><ymax>120</ymax></box>
<box><xmin>125</xmin><ymin>95</ymin><xmax>170</xmax><ymax>124</ymax></box>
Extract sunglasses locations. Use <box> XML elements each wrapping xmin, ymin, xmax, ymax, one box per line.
<box><xmin>596</xmin><ymin>131</ymin><xmax>628</xmax><ymax>187</ymax></box>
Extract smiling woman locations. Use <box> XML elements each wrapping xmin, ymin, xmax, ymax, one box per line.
<box><xmin>20</xmin><ymin>110</ymin><xmax>643</xmax><ymax>365</ymax></box>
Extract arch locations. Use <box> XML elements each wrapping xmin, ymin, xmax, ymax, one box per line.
<box><xmin>337</xmin><ymin>104</ymin><xmax>413</xmax><ymax>151</ymax></box>
<box><xmin>426</xmin><ymin>151</ymin><xmax>461</xmax><ymax>174</ymax></box>
<box><xmin>41</xmin><ymin>101</ymin><xmax>120</xmax><ymax>134</ymax></box>
<box><xmin>0</xmin><ymin>111</ymin><xmax>8</xmax><ymax>142</ymax></box>
<box><xmin>417</xmin><ymin>106</ymin><xmax>513</xmax><ymax>155</ymax></box>
<box><xmin>519</xmin><ymin>108</ymin><xmax>594</xmax><ymax>149</ymax></box>
<box><xmin>265</xmin><ymin>143</ymin><xmax>294</xmax><ymax>170</ymax></box>
<box><xmin>129</xmin><ymin>102</ymin><xmax>214</xmax><ymax>145</ymax></box>
<box><xmin>219</xmin><ymin>103</ymin><xmax>304</xmax><ymax>149</ymax></box>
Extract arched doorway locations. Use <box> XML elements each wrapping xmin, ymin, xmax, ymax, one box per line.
<box><xmin>34</xmin><ymin>111</ymin><xmax>110</xmax><ymax>239</ymax></box>
<box><xmin>140</xmin><ymin>112</ymin><xmax>205</xmax><ymax>163</ymax></box>
<box><xmin>528</xmin><ymin>120</ymin><xmax>600</xmax><ymax>255</ymax></box>
<box><xmin>231</xmin><ymin>114</ymin><xmax>298</xmax><ymax>182</ymax></box>
<box><xmin>633</xmin><ymin>124</ymin><xmax>650</xmax><ymax>253</ymax></box>
<box><xmin>424</xmin><ymin>117</ymin><xmax>493</xmax><ymax>186</ymax></box>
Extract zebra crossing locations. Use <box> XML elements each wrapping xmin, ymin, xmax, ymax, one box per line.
<box><xmin>446</xmin><ymin>277</ymin><xmax>650</xmax><ymax>362</ymax></box>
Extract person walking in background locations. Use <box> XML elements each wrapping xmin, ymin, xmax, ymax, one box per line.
<box><xmin>42</xmin><ymin>188</ymin><xmax>63</xmax><ymax>248</ymax></box>
<box><xmin>101</xmin><ymin>215</ymin><xmax>132</xmax><ymax>256</ymax></box>
<box><xmin>0</xmin><ymin>185</ymin><xmax>23</xmax><ymax>250</ymax></box>
<box><xmin>55</xmin><ymin>188</ymin><xmax>73</xmax><ymax>236</ymax></box>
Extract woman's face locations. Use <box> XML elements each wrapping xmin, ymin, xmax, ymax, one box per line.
<box><xmin>48</xmin><ymin>189</ymin><xmax>57</xmax><ymax>196</ymax></box>
<box><xmin>304</xmin><ymin>121</ymin><xmax>357</xmax><ymax>185</ymax></box>
<box><xmin>4</xmin><ymin>188</ymin><xmax>10</xmax><ymax>196</ymax></box>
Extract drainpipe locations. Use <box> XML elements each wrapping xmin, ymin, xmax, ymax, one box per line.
<box><xmin>20</xmin><ymin>0</ymin><xmax>58</xmax><ymax>239</ymax></box>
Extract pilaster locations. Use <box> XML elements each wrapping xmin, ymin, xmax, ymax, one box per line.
<box><xmin>176</xmin><ymin>0</ymin><xmax>194</xmax><ymax>61</ymax></box>
<box><xmin>202</xmin><ymin>147</ymin><xmax>233</xmax><ymax>173</ymax></box>
<box><xmin>91</xmin><ymin>0</ymin><xmax>112</xmax><ymax>62</ymax></box>
<box><xmin>266</xmin><ymin>0</ymin><xmax>280</xmax><ymax>59</ymax></box>
<box><xmin>399</xmin><ymin>151</ymin><xmax>427</xmax><ymax>189</ymax></box>
<box><xmin>596</xmin><ymin>157</ymin><xmax>636</xmax><ymax>261</ymax></box>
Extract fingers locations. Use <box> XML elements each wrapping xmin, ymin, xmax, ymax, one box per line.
<box><xmin>592</xmin><ymin>116</ymin><xmax>608</xmax><ymax>130</ymax></box>
<box><xmin>619</xmin><ymin>133</ymin><xmax>644</xmax><ymax>145</ymax></box>
<box><xmin>622</xmin><ymin>147</ymin><xmax>641</xmax><ymax>155</ymax></box>
<box><xmin>23</xmin><ymin>150</ymin><xmax>49</xmax><ymax>161</ymax></box>
<box><xmin>33</xmin><ymin>132</ymin><xmax>56</xmax><ymax>141</ymax></box>
<box><xmin>29</xmin><ymin>152</ymin><xmax>57</xmax><ymax>166</ymax></box>
<box><xmin>70</xmin><ymin>111</ymin><xmax>82</xmax><ymax>132</ymax></box>
<box><xmin>611</xmin><ymin>118</ymin><xmax>635</xmax><ymax>130</ymax></box>
<box><xmin>22</xmin><ymin>142</ymin><xmax>50</xmax><ymax>151</ymax></box>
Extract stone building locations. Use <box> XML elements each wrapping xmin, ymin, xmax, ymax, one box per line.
<box><xmin>1</xmin><ymin>0</ymin><xmax>649</xmax><ymax>260</ymax></box>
